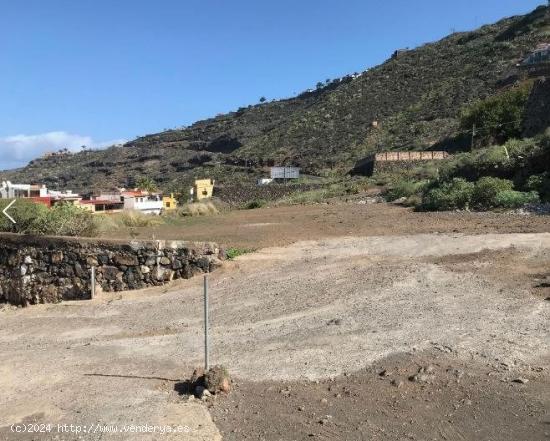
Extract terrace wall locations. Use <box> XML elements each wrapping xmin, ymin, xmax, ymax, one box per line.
<box><xmin>0</xmin><ymin>233</ymin><xmax>224</xmax><ymax>306</ymax></box>
<box><xmin>352</xmin><ymin>151</ymin><xmax>450</xmax><ymax>176</ymax></box>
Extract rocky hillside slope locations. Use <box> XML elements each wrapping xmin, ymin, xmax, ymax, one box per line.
<box><xmin>2</xmin><ymin>5</ymin><xmax>549</xmax><ymax>191</ymax></box>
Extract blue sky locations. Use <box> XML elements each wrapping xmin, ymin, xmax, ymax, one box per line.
<box><xmin>0</xmin><ymin>0</ymin><xmax>544</xmax><ymax>170</ymax></box>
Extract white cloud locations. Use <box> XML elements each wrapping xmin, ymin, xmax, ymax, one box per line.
<box><xmin>0</xmin><ymin>131</ymin><xmax>127</xmax><ymax>170</ymax></box>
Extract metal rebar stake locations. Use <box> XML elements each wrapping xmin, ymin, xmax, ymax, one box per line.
<box><xmin>204</xmin><ymin>274</ymin><xmax>209</xmax><ymax>371</ymax></box>
<box><xmin>91</xmin><ymin>266</ymin><xmax>96</xmax><ymax>299</ymax></box>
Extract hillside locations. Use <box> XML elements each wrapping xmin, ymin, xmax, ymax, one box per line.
<box><xmin>2</xmin><ymin>5</ymin><xmax>550</xmax><ymax>192</ymax></box>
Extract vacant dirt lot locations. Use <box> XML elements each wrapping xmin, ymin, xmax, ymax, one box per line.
<box><xmin>1</xmin><ymin>204</ymin><xmax>549</xmax><ymax>440</ymax></box>
<box><xmin>102</xmin><ymin>202</ymin><xmax>550</xmax><ymax>249</ymax></box>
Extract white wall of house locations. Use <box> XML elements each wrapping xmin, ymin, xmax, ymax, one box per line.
<box><xmin>123</xmin><ymin>196</ymin><xmax>163</xmax><ymax>215</ymax></box>
<box><xmin>1</xmin><ymin>182</ymin><xmax>53</xmax><ymax>199</ymax></box>
<box><xmin>1</xmin><ymin>181</ymin><xmax>31</xmax><ymax>198</ymax></box>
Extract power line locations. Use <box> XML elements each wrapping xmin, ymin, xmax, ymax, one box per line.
<box><xmin>452</xmin><ymin>118</ymin><xmax>524</xmax><ymax>140</ymax></box>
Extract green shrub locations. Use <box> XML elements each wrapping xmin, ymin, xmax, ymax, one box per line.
<box><xmin>0</xmin><ymin>200</ymin><xmax>98</xmax><ymax>237</ymax></box>
<box><xmin>421</xmin><ymin>178</ymin><xmax>475</xmax><ymax>211</ymax></box>
<box><xmin>526</xmin><ymin>173</ymin><xmax>550</xmax><ymax>202</ymax></box>
<box><xmin>460</xmin><ymin>82</ymin><xmax>533</xmax><ymax>145</ymax></box>
<box><xmin>343</xmin><ymin>181</ymin><xmax>361</xmax><ymax>195</ymax></box>
<box><xmin>437</xmin><ymin>137</ymin><xmax>543</xmax><ymax>183</ymax></box>
<box><xmin>472</xmin><ymin>177</ymin><xmax>514</xmax><ymax>209</ymax></box>
<box><xmin>404</xmin><ymin>194</ymin><xmax>423</xmax><ymax>207</ymax></box>
<box><xmin>494</xmin><ymin>190</ymin><xmax>539</xmax><ymax>209</ymax></box>
<box><xmin>384</xmin><ymin>179</ymin><xmax>427</xmax><ymax>202</ymax></box>
<box><xmin>226</xmin><ymin>248</ymin><xmax>253</xmax><ymax>259</ymax></box>
<box><xmin>36</xmin><ymin>203</ymin><xmax>99</xmax><ymax>237</ymax></box>
<box><xmin>0</xmin><ymin>199</ymin><xmax>48</xmax><ymax>234</ymax></box>
<box><xmin>245</xmin><ymin>199</ymin><xmax>267</xmax><ymax>209</ymax></box>
<box><xmin>526</xmin><ymin>174</ymin><xmax>545</xmax><ymax>191</ymax></box>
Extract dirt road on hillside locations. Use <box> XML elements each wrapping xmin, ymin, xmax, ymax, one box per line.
<box><xmin>1</xmin><ymin>232</ymin><xmax>549</xmax><ymax>440</ymax></box>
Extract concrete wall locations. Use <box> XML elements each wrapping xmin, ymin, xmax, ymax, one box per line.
<box><xmin>374</xmin><ymin>151</ymin><xmax>449</xmax><ymax>162</ymax></box>
<box><xmin>0</xmin><ymin>233</ymin><xmax>224</xmax><ymax>306</ymax></box>
<box><xmin>373</xmin><ymin>159</ymin><xmax>445</xmax><ymax>174</ymax></box>
<box><xmin>352</xmin><ymin>152</ymin><xmax>450</xmax><ymax>176</ymax></box>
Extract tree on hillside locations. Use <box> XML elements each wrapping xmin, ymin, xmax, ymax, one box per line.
<box><xmin>136</xmin><ymin>177</ymin><xmax>158</xmax><ymax>192</ymax></box>
<box><xmin>259</xmin><ymin>96</ymin><xmax>267</xmax><ymax>103</ymax></box>
<box><xmin>460</xmin><ymin>82</ymin><xmax>533</xmax><ymax>147</ymax></box>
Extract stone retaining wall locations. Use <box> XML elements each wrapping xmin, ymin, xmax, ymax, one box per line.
<box><xmin>373</xmin><ymin>159</ymin><xmax>446</xmax><ymax>174</ymax></box>
<box><xmin>352</xmin><ymin>153</ymin><xmax>450</xmax><ymax>176</ymax></box>
<box><xmin>0</xmin><ymin>233</ymin><xmax>224</xmax><ymax>306</ymax></box>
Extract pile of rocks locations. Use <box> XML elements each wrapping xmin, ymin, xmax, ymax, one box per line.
<box><xmin>188</xmin><ymin>366</ymin><xmax>231</xmax><ymax>401</ymax></box>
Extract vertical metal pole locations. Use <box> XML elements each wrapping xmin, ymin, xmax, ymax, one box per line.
<box><xmin>203</xmin><ymin>274</ymin><xmax>209</xmax><ymax>371</ymax></box>
<box><xmin>91</xmin><ymin>266</ymin><xmax>96</xmax><ymax>299</ymax></box>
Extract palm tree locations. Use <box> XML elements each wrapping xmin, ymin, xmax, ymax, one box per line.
<box><xmin>136</xmin><ymin>177</ymin><xmax>158</xmax><ymax>193</ymax></box>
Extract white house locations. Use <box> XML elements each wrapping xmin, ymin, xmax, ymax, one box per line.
<box><xmin>0</xmin><ymin>181</ymin><xmax>48</xmax><ymax>199</ymax></box>
<box><xmin>123</xmin><ymin>194</ymin><xmax>163</xmax><ymax>215</ymax></box>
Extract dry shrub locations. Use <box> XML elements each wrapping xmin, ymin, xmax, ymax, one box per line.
<box><xmin>96</xmin><ymin>210</ymin><xmax>163</xmax><ymax>232</ymax></box>
<box><xmin>178</xmin><ymin>202</ymin><xmax>218</xmax><ymax>217</ymax></box>
<box><xmin>117</xmin><ymin>210</ymin><xmax>163</xmax><ymax>227</ymax></box>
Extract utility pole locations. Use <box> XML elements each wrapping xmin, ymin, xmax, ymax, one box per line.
<box><xmin>471</xmin><ymin>124</ymin><xmax>476</xmax><ymax>151</ymax></box>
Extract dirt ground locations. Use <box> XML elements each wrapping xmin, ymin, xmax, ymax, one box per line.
<box><xmin>210</xmin><ymin>350</ymin><xmax>550</xmax><ymax>441</ymax></box>
<box><xmin>102</xmin><ymin>202</ymin><xmax>550</xmax><ymax>249</ymax></box>
<box><xmin>1</xmin><ymin>203</ymin><xmax>550</xmax><ymax>440</ymax></box>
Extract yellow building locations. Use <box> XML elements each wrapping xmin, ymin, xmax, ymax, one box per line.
<box><xmin>193</xmin><ymin>179</ymin><xmax>214</xmax><ymax>201</ymax></box>
<box><xmin>163</xmin><ymin>193</ymin><xmax>178</xmax><ymax>210</ymax></box>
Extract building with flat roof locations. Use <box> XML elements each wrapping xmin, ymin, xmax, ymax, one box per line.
<box><xmin>193</xmin><ymin>179</ymin><xmax>215</xmax><ymax>201</ymax></box>
<box><xmin>78</xmin><ymin>199</ymin><xmax>124</xmax><ymax>213</ymax></box>
<box><xmin>123</xmin><ymin>194</ymin><xmax>163</xmax><ymax>215</ymax></box>
<box><xmin>163</xmin><ymin>194</ymin><xmax>178</xmax><ymax>210</ymax></box>
<box><xmin>0</xmin><ymin>181</ymin><xmax>48</xmax><ymax>199</ymax></box>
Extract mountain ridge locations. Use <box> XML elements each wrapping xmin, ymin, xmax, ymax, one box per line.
<box><xmin>2</xmin><ymin>5</ymin><xmax>549</xmax><ymax>191</ymax></box>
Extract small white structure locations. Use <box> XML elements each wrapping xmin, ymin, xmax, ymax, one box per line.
<box><xmin>257</xmin><ymin>178</ymin><xmax>273</xmax><ymax>186</ymax></box>
<box><xmin>123</xmin><ymin>195</ymin><xmax>163</xmax><ymax>215</ymax></box>
<box><xmin>47</xmin><ymin>189</ymin><xmax>80</xmax><ymax>201</ymax></box>
<box><xmin>270</xmin><ymin>167</ymin><xmax>300</xmax><ymax>180</ymax></box>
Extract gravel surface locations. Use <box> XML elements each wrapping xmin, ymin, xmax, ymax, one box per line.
<box><xmin>1</xmin><ymin>231</ymin><xmax>549</xmax><ymax>440</ymax></box>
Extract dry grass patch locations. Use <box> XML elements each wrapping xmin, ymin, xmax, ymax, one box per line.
<box><xmin>177</xmin><ymin>202</ymin><xmax>219</xmax><ymax>217</ymax></box>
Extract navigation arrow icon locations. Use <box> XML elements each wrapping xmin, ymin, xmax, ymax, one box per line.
<box><xmin>2</xmin><ymin>200</ymin><xmax>16</xmax><ymax>224</ymax></box>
